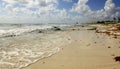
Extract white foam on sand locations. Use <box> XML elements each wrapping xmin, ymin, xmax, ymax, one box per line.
<box><xmin>0</xmin><ymin>31</ymin><xmax>71</xmax><ymax>69</ymax></box>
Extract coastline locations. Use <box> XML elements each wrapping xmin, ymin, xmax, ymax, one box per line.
<box><xmin>23</xmin><ymin>29</ymin><xmax>120</xmax><ymax>69</ymax></box>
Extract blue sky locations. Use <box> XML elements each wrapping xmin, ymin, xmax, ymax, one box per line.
<box><xmin>87</xmin><ymin>0</ymin><xmax>106</xmax><ymax>11</ymax></box>
<box><xmin>0</xmin><ymin>0</ymin><xmax>120</xmax><ymax>23</ymax></box>
<box><xmin>88</xmin><ymin>0</ymin><xmax>120</xmax><ymax>10</ymax></box>
<box><xmin>58</xmin><ymin>0</ymin><xmax>78</xmax><ymax>10</ymax></box>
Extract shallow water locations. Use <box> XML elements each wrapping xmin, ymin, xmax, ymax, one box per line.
<box><xmin>0</xmin><ymin>24</ymin><xmax>72</xmax><ymax>69</ymax></box>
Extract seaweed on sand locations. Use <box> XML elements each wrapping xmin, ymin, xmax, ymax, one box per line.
<box><xmin>114</xmin><ymin>56</ymin><xmax>120</xmax><ymax>62</ymax></box>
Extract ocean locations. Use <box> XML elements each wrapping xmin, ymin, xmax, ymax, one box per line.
<box><xmin>0</xmin><ymin>23</ymin><xmax>73</xmax><ymax>69</ymax></box>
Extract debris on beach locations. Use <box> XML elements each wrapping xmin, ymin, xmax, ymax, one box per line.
<box><xmin>42</xmin><ymin>62</ymin><xmax>45</xmax><ymax>64</ymax></box>
<box><xmin>113</xmin><ymin>36</ymin><xmax>117</xmax><ymax>39</ymax></box>
<box><xmin>108</xmin><ymin>46</ymin><xmax>111</xmax><ymax>48</ymax></box>
<box><xmin>81</xmin><ymin>25</ymin><xmax>84</xmax><ymax>27</ymax></box>
<box><xmin>52</xmin><ymin>26</ymin><xmax>61</xmax><ymax>31</ymax></box>
<box><xmin>94</xmin><ymin>42</ymin><xmax>97</xmax><ymax>44</ymax></box>
<box><xmin>111</xmin><ymin>54</ymin><xmax>115</xmax><ymax>56</ymax></box>
<box><xmin>87</xmin><ymin>27</ymin><xmax>97</xmax><ymax>30</ymax></box>
<box><xmin>96</xmin><ymin>30</ymin><xmax>107</xmax><ymax>33</ymax></box>
<box><xmin>68</xmin><ymin>38</ymin><xmax>71</xmax><ymax>40</ymax></box>
<box><xmin>95</xmin><ymin>24</ymin><xmax>120</xmax><ymax>37</ymax></box>
<box><xmin>4</xmin><ymin>34</ymin><xmax>16</xmax><ymax>37</ymax></box>
<box><xmin>114</xmin><ymin>56</ymin><xmax>120</xmax><ymax>62</ymax></box>
<box><xmin>72</xmin><ymin>28</ymin><xmax>76</xmax><ymax>30</ymax></box>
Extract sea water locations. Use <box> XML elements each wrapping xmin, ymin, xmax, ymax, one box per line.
<box><xmin>0</xmin><ymin>23</ymin><xmax>72</xmax><ymax>69</ymax></box>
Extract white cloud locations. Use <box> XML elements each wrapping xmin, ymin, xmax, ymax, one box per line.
<box><xmin>0</xmin><ymin>0</ymin><xmax>60</xmax><ymax>23</ymax></box>
<box><xmin>104</xmin><ymin>0</ymin><xmax>115</xmax><ymax>11</ymax></box>
<box><xmin>71</xmin><ymin>0</ymin><xmax>120</xmax><ymax>21</ymax></box>
<box><xmin>71</xmin><ymin>0</ymin><xmax>91</xmax><ymax>14</ymax></box>
<box><xmin>1</xmin><ymin>0</ymin><xmax>120</xmax><ymax>23</ymax></box>
<box><xmin>3</xmin><ymin>0</ymin><xmax>59</xmax><ymax>17</ymax></box>
<box><xmin>5</xmin><ymin>4</ymin><xmax>13</xmax><ymax>12</ymax></box>
<box><xmin>2</xmin><ymin>0</ymin><xmax>58</xmax><ymax>8</ymax></box>
<box><xmin>63</xmin><ymin>0</ymin><xmax>72</xmax><ymax>2</ymax></box>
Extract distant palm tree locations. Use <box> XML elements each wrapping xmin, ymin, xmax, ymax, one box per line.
<box><xmin>118</xmin><ymin>17</ymin><xmax>120</xmax><ymax>22</ymax></box>
<box><xmin>113</xmin><ymin>17</ymin><xmax>116</xmax><ymax>23</ymax></box>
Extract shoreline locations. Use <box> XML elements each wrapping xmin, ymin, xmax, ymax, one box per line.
<box><xmin>23</xmin><ymin>29</ymin><xmax>120</xmax><ymax>69</ymax></box>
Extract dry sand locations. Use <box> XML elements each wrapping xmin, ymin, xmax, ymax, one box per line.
<box><xmin>23</xmin><ymin>30</ymin><xmax>120</xmax><ymax>69</ymax></box>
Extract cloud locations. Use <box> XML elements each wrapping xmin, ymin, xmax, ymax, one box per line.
<box><xmin>5</xmin><ymin>4</ymin><xmax>13</xmax><ymax>12</ymax></box>
<box><xmin>0</xmin><ymin>0</ymin><xmax>76</xmax><ymax>23</ymax></box>
<box><xmin>3</xmin><ymin>0</ymin><xmax>58</xmax><ymax>11</ymax></box>
<box><xmin>2</xmin><ymin>0</ymin><xmax>58</xmax><ymax>8</ymax></box>
<box><xmin>1</xmin><ymin>0</ymin><xmax>120</xmax><ymax>23</ymax></box>
<box><xmin>71</xmin><ymin>0</ymin><xmax>91</xmax><ymax>14</ymax></box>
<box><xmin>1</xmin><ymin>0</ymin><xmax>82</xmax><ymax>23</ymax></box>
<box><xmin>71</xmin><ymin>0</ymin><xmax>120</xmax><ymax>21</ymax></box>
<box><xmin>2</xmin><ymin>0</ymin><xmax>59</xmax><ymax>16</ymax></box>
<box><xmin>63</xmin><ymin>0</ymin><xmax>72</xmax><ymax>2</ymax></box>
<box><xmin>0</xmin><ymin>0</ymin><xmax>64</xmax><ymax>23</ymax></box>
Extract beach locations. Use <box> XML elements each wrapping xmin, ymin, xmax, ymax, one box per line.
<box><xmin>0</xmin><ymin>0</ymin><xmax>120</xmax><ymax>69</ymax></box>
<box><xmin>23</xmin><ymin>29</ymin><xmax>120</xmax><ymax>69</ymax></box>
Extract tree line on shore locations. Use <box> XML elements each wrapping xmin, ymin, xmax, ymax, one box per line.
<box><xmin>97</xmin><ymin>17</ymin><xmax>120</xmax><ymax>24</ymax></box>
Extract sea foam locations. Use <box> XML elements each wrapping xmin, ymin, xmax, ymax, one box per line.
<box><xmin>0</xmin><ymin>25</ymin><xmax>52</xmax><ymax>37</ymax></box>
<box><xmin>0</xmin><ymin>24</ymin><xmax>71</xmax><ymax>69</ymax></box>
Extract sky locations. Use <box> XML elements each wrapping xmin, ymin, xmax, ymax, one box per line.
<box><xmin>0</xmin><ymin>0</ymin><xmax>120</xmax><ymax>23</ymax></box>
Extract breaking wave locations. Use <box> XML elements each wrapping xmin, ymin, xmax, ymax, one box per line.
<box><xmin>0</xmin><ymin>24</ymin><xmax>72</xmax><ymax>69</ymax></box>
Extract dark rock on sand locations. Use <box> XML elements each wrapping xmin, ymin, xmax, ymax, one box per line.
<box><xmin>4</xmin><ymin>34</ymin><xmax>16</xmax><ymax>37</ymax></box>
<box><xmin>72</xmin><ymin>29</ymin><xmax>76</xmax><ymax>30</ymax></box>
<box><xmin>68</xmin><ymin>38</ymin><xmax>71</xmax><ymax>40</ymax></box>
<box><xmin>81</xmin><ymin>25</ymin><xmax>84</xmax><ymax>27</ymax></box>
<box><xmin>87</xmin><ymin>27</ymin><xmax>97</xmax><ymax>30</ymax></box>
<box><xmin>108</xmin><ymin>46</ymin><xmax>111</xmax><ymax>48</ymax></box>
<box><xmin>114</xmin><ymin>56</ymin><xmax>120</xmax><ymax>62</ymax></box>
<box><xmin>52</xmin><ymin>26</ymin><xmax>61</xmax><ymax>31</ymax></box>
<box><xmin>94</xmin><ymin>42</ymin><xmax>97</xmax><ymax>44</ymax></box>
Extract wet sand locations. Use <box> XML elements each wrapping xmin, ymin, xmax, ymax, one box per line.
<box><xmin>23</xmin><ymin>30</ymin><xmax>120</xmax><ymax>69</ymax></box>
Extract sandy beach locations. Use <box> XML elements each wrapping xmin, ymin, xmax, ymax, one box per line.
<box><xmin>0</xmin><ymin>0</ymin><xmax>120</xmax><ymax>69</ymax></box>
<box><xmin>23</xmin><ymin>29</ymin><xmax>120</xmax><ymax>69</ymax></box>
